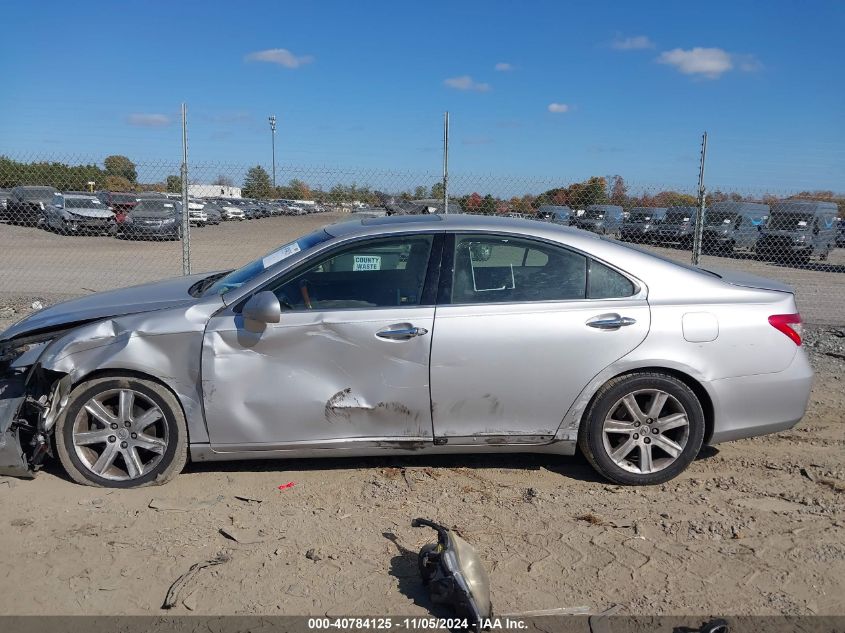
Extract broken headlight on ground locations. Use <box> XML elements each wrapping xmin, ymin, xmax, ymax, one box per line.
<box><xmin>412</xmin><ymin>518</ymin><xmax>492</xmax><ymax>630</ymax></box>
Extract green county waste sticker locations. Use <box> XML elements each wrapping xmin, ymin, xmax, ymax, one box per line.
<box><xmin>353</xmin><ymin>255</ymin><xmax>381</xmax><ymax>271</ymax></box>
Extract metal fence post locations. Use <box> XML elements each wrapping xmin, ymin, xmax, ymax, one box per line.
<box><xmin>442</xmin><ymin>111</ymin><xmax>449</xmax><ymax>213</ymax></box>
<box><xmin>691</xmin><ymin>131</ymin><xmax>708</xmax><ymax>266</ymax></box>
<box><xmin>180</xmin><ymin>103</ymin><xmax>191</xmax><ymax>275</ymax></box>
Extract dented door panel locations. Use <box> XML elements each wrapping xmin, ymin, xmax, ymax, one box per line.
<box><xmin>430</xmin><ymin>300</ymin><xmax>650</xmax><ymax>440</ymax></box>
<box><xmin>202</xmin><ymin>307</ymin><xmax>435</xmax><ymax>446</ymax></box>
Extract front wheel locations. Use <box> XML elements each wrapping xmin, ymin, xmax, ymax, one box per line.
<box><xmin>54</xmin><ymin>377</ymin><xmax>188</xmax><ymax>488</ymax></box>
<box><xmin>578</xmin><ymin>372</ymin><xmax>705</xmax><ymax>485</ymax></box>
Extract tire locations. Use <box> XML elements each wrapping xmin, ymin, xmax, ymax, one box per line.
<box><xmin>578</xmin><ymin>372</ymin><xmax>705</xmax><ymax>485</ymax></box>
<box><xmin>54</xmin><ymin>376</ymin><xmax>188</xmax><ymax>488</ymax></box>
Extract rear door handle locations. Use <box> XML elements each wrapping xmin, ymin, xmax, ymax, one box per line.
<box><xmin>586</xmin><ymin>314</ymin><xmax>637</xmax><ymax>330</ymax></box>
<box><xmin>376</xmin><ymin>325</ymin><xmax>429</xmax><ymax>340</ymax></box>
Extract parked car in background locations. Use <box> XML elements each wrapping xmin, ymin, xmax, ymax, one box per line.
<box><xmin>218</xmin><ymin>199</ymin><xmax>245</xmax><ymax>221</ymax></box>
<box><xmin>0</xmin><ymin>215</ymin><xmax>812</xmax><ymax>487</ymax></box>
<box><xmin>653</xmin><ymin>206</ymin><xmax>699</xmax><ymax>248</ymax></box>
<box><xmin>0</xmin><ymin>189</ymin><xmax>10</xmax><ymax>214</ymax></box>
<box><xmin>201</xmin><ymin>201</ymin><xmax>223</xmax><ymax>225</ymax></box>
<box><xmin>96</xmin><ymin>191</ymin><xmax>139</xmax><ymax>224</ymax></box>
<box><xmin>186</xmin><ymin>199</ymin><xmax>208</xmax><ymax>226</ymax></box>
<box><xmin>837</xmin><ymin>218</ymin><xmax>845</xmax><ymax>248</ymax></box>
<box><xmin>620</xmin><ymin>207</ymin><xmax>668</xmax><ymax>244</ymax></box>
<box><xmin>702</xmin><ymin>202</ymin><xmax>770</xmax><ymax>254</ymax></box>
<box><xmin>120</xmin><ymin>199</ymin><xmax>182</xmax><ymax>240</ymax></box>
<box><xmin>3</xmin><ymin>185</ymin><xmax>59</xmax><ymax>225</ymax></box>
<box><xmin>571</xmin><ymin>204</ymin><xmax>625</xmax><ymax>238</ymax></box>
<box><xmin>386</xmin><ymin>198</ymin><xmax>463</xmax><ymax>215</ymax></box>
<box><xmin>756</xmin><ymin>200</ymin><xmax>839</xmax><ymax>263</ymax></box>
<box><xmin>44</xmin><ymin>193</ymin><xmax>116</xmax><ymax>235</ymax></box>
<box><xmin>536</xmin><ymin>205</ymin><xmax>573</xmax><ymax>225</ymax></box>
<box><xmin>242</xmin><ymin>199</ymin><xmax>268</xmax><ymax>220</ymax></box>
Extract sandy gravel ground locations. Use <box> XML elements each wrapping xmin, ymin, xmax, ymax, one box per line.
<box><xmin>0</xmin><ymin>214</ymin><xmax>843</xmax><ymax>617</ymax></box>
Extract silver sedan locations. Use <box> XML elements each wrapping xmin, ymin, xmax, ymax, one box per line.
<box><xmin>0</xmin><ymin>215</ymin><xmax>813</xmax><ymax>487</ymax></box>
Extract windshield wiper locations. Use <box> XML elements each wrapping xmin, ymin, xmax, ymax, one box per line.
<box><xmin>189</xmin><ymin>271</ymin><xmax>229</xmax><ymax>297</ymax></box>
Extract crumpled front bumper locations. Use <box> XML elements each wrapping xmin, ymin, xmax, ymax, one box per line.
<box><xmin>0</xmin><ymin>376</ymin><xmax>33</xmax><ymax>478</ymax></box>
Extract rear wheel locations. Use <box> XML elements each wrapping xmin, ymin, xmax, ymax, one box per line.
<box><xmin>578</xmin><ymin>372</ymin><xmax>705</xmax><ymax>485</ymax></box>
<box><xmin>54</xmin><ymin>377</ymin><xmax>187</xmax><ymax>488</ymax></box>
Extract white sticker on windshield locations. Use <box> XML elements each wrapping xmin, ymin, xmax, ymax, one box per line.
<box><xmin>798</xmin><ymin>221</ymin><xmax>808</xmax><ymax>227</ymax></box>
<box><xmin>262</xmin><ymin>242</ymin><xmax>301</xmax><ymax>268</ymax></box>
<box><xmin>723</xmin><ymin>218</ymin><xmax>731</xmax><ymax>223</ymax></box>
<box><xmin>164</xmin><ymin>203</ymin><xmax>174</xmax><ymax>208</ymax></box>
<box><xmin>683</xmin><ymin>217</ymin><xmax>691</xmax><ymax>222</ymax></box>
<box><xmin>353</xmin><ymin>255</ymin><xmax>381</xmax><ymax>271</ymax></box>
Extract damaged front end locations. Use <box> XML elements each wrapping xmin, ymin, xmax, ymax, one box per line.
<box><xmin>0</xmin><ymin>332</ymin><xmax>72</xmax><ymax>477</ymax></box>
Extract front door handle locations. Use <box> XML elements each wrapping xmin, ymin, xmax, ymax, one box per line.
<box><xmin>586</xmin><ymin>314</ymin><xmax>637</xmax><ymax>330</ymax></box>
<box><xmin>376</xmin><ymin>325</ymin><xmax>429</xmax><ymax>340</ymax></box>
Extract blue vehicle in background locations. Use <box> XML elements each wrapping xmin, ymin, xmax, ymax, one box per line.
<box><xmin>702</xmin><ymin>201</ymin><xmax>770</xmax><ymax>254</ymax></box>
<box><xmin>620</xmin><ymin>207</ymin><xmax>667</xmax><ymax>244</ymax></box>
<box><xmin>571</xmin><ymin>204</ymin><xmax>625</xmax><ymax>238</ymax></box>
<box><xmin>536</xmin><ymin>205</ymin><xmax>573</xmax><ymax>225</ymax></box>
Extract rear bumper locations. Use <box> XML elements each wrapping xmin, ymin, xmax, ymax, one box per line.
<box><xmin>708</xmin><ymin>350</ymin><xmax>813</xmax><ymax>444</ymax></box>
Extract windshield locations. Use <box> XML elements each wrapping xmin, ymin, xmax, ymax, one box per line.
<box><xmin>201</xmin><ymin>229</ymin><xmax>332</xmax><ymax>297</ymax></box>
<box><xmin>133</xmin><ymin>200</ymin><xmax>180</xmax><ymax>216</ymax></box>
<box><xmin>628</xmin><ymin>211</ymin><xmax>655</xmax><ymax>223</ymax></box>
<box><xmin>584</xmin><ymin>208</ymin><xmax>606</xmax><ymax>219</ymax></box>
<box><xmin>65</xmin><ymin>197</ymin><xmax>103</xmax><ymax>209</ymax></box>
<box><xmin>22</xmin><ymin>187</ymin><xmax>57</xmax><ymax>201</ymax></box>
<box><xmin>705</xmin><ymin>211</ymin><xmax>737</xmax><ymax>226</ymax></box>
<box><xmin>664</xmin><ymin>209</ymin><xmax>695</xmax><ymax>224</ymax></box>
<box><xmin>767</xmin><ymin>212</ymin><xmax>813</xmax><ymax>231</ymax></box>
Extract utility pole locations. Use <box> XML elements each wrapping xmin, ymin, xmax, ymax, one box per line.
<box><xmin>269</xmin><ymin>115</ymin><xmax>277</xmax><ymax>189</ymax></box>
<box><xmin>442</xmin><ymin>111</ymin><xmax>449</xmax><ymax>213</ymax></box>
<box><xmin>180</xmin><ymin>103</ymin><xmax>191</xmax><ymax>275</ymax></box>
<box><xmin>691</xmin><ymin>131</ymin><xmax>708</xmax><ymax>266</ymax></box>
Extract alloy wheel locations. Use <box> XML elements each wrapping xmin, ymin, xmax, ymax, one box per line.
<box><xmin>601</xmin><ymin>389</ymin><xmax>690</xmax><ymax>475</ymax></box>
<box><xmin>71</xmin><ymin>388</ymin><xmax>169</xmax><ymax>481</ymax></box>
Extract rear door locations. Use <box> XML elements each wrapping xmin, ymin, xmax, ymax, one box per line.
<box><xmin>429</xmin><ymin>233</ymin><xmax>649</xmax><ymax>443</ymax></box>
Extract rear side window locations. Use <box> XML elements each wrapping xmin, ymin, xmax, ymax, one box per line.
<box><xmin>450</xmin><ymin>234</ymin><xmax>587</xmax><ymax>303</ymax></box>
<box><xmin>588</xmin><ymin>260</ymin><xmax>635</xmax><ymax>299</ymax></box>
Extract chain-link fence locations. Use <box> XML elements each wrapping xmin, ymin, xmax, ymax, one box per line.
<box><xmin>0</xmin><ymin>154</ymin><xmax>843</xmax><ymax>324</ymax></box>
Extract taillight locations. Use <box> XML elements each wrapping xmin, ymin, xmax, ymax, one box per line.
<box><xmin>768</xmin><ymin>313</ymin><xmax>802</xmax><ymax>346</ymax></box>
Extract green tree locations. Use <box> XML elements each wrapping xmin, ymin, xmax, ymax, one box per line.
<box><xmin>104</xmin><ymin>155</ymin><xmax>137</xmax><ymax>184</ymax></box>
<box><xmin>430</xmin><ymin>182</ymin><xmax>445</xmax><ymax>199</ymax></box>
<box><xmin>104</xmin><ymin>175</ymin><xmax>133</xmax><ymax>192</ymax></box>
<box><xmin>165</xmin><ymin>175</ymin><xmax>182</xmax><ymax>193</ymax></box>
<box><xmin>413</xmin><ymin>185</ymin><xmax>428</xmax><ymax>199</ymax></box>
<box><xmin>242</xmin><ymin>165</ymin><xmax>273</xmax><ymax>199</ymax></box>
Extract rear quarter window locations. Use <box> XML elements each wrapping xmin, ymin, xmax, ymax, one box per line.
<box><xmin>588</xmin><ymin>260</ymin><xmax>636</xmax><ymax>299</ymax></box>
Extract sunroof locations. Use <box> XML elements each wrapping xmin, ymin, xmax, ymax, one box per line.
<box><xmin>361</xmin><ymin>214</ymin><xmax>444</xmax><ymax>226</ymax></box>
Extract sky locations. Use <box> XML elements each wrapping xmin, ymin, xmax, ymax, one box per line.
<box><xmin>1</xmin><ymin>0</ymin><xmax>843</xmax><ymax>194</ymax></box>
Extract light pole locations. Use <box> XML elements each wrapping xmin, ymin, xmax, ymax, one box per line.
<box><xmin>268</xmin><ymin>115</ymin><xmax>277</xmax><ymax>189</ymax></box>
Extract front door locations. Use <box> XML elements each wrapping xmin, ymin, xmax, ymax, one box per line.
<box><xmin>202</xmin><ymin>233</ymin><xmax>439</xmax><ymax>448</ymax></box>
<box><xmin>430</xmin><ymin>233</ymin><xmax>649</xmax><ymax>442</ymax></box>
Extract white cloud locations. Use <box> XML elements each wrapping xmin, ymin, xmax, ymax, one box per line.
<box><xmin>444</xmin><ymin>75</ymin><xmax>491</xmax><ymax>92</ymax></box>
<box><xmin>126</xmin><ymin>113</ymin><xmax>172</xmax><ymax>127</ymax></box>
<box><xmin>245</xmin><ymin>48</ymin><xmax>314</xmax><ymax>69</ymax></box>
<box><xmin>657</xmin><ymin>47</ymin><xmax>734</xmax><ymax>79</ymax></box>
<box><xmin>547</xmin><ymin>103</ymin><xmax>570</xmax><ymax>113</ymax></box>
<box><xmin>611</xmin><ymin>35</ymin><xmax>655</xmax><ymax>50</ymax></box>
<box><xmin>494</xmin><ymin>62</ymin><xmax>514</xmax><ymax>72</ymax></box>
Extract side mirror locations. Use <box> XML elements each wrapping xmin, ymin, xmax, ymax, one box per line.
<box><xmin>242</xmin><ymin>291</ymin><xmax>281</xmax><ymax>330</ymax></box>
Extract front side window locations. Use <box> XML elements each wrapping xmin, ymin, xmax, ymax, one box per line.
<box><xmin>271</xmin><ymin>235</ymin><xmax>433</xmax><ymax>310</ymax></box>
